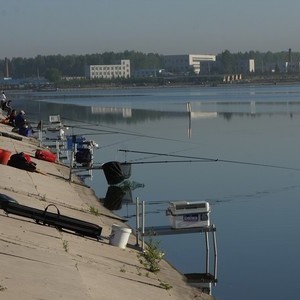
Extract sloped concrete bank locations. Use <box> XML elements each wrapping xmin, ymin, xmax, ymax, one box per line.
<box><xmin>0</xmin><ymin>113</ymin><xmax>213</xmax><ymax>300</ymax></box>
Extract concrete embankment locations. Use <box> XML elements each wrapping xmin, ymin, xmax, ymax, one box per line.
<box><xmin>0</xmin><ymin>113</ymin><xmax>213</xmax><ymax>300</ymax></box>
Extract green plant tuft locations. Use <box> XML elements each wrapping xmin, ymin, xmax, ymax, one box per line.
<box><xmin>89</xmin><ymin>206</ymin><xmax>100</xmax><ymax>216</ymax></box>
<box><xmin>0</xmin><ymin>285</ymin><xmax>7</xmax><ymax>292</ymax></box>
<box><xmin>63</xmin><ymin>240</ymin><xmax>69</xmax><ymax>252</ymax></box>
<box><xmin>138</xmin><ymin>237</ymin><xmax>164</xmax><ymax>273</ymax></box>
<box><xmin>120</xmin><ymin>264</ymin><xmax>126</xmax><ymax>273</ymax></box>
<box><xmin>158</xmin><ymin>280</ymin><xmax>173</xmax><ymax>290</ymax></box>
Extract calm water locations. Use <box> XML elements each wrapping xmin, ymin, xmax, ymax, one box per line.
<box><xmin>11</xmin><ymin>85</ymin><xmax>300</xmax><ymax>300</ymax></box>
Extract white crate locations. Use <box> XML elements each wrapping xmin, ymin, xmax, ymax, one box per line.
<box><xmin>166</xmin><ymin>201</ymin><xmax>210</xmax><ymax>229</ymax></box>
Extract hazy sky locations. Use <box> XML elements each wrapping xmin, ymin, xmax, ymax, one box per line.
<box><xmin>1</xmin><ymin>0</ymin><xmax>299</xmax><ymax>59</ymax></box>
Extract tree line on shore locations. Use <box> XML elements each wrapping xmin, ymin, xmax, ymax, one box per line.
<box><xmin>1</xmin><ymin>50</ymin><xmax>300</xmax><ymax>86</ymax></box>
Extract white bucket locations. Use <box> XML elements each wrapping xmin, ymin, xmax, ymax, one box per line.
<box><xmin>109</xmin><ymin>224</ymin><xmax>132</xmax><ymax>249</ymax></box>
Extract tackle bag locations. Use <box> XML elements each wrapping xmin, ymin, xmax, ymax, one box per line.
<box><xmin>75</xmin><ymin>148</ymin><xmax>92</xmax><ymax>164</ymax></box>
<box><xmin>35</xmin><ymin>149</ymin><xmax>56</xmax><ymax>163</ymax></box>
<box><xmin>7</xmin><ymin>152</ymin><xmax>37</xmax><ymax>172</ymax></box>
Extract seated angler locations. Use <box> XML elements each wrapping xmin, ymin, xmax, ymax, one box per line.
<box><xmin>14</xmin><ymin>110</ymin><xmax>33</xmax><ymax>137</ymax></box>
<box><xmin>15</xmin><ymin>110</ymin><xmax>26</xmax><ymax>129</ymax></box>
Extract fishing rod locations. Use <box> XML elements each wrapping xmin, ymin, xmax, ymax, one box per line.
<box><xmin>119</xmin><ymin>149</ymin><xmax>218</xmax><ymax>162</ymax></box>
<box><xmin>78</xmin><ymin>158</ymin><xmax>214</xmax><ymax>172</ymax></box>
<box><xmin>125</xmin><ymin>159</ymin><xmax>216</xmax><ymax>165</ymax></box>
<box><xmin>62</xmin><ymin>116</ymin><xmax>163</xmax><ymax>137</ymax></box>
<box><xmin>118</xmin><ymin>149</ymin><xmax>300</xmax><ymax>171</ymax></box>
<box><xmin>58</xmin><ymin>116</ymin><xmax>203</xmax><ymax>145</ymax></box>
<box><xmin>64</xmin><ymin>124</ymin><xmax>196</xmax><ymax>144</ymax></box>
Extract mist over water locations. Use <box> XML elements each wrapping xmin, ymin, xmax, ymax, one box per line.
<box><xmin>11</xmin><ymin>85</ymin><xmax>300</xmax><ymax>300</ymax></box>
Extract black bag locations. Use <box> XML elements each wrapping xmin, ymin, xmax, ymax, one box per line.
<box><xmin>102</xmin><ymin>161</ymin><xmax>125</xmax><ymax>185</ymax></box>
<box><xmin>75</xmin><ymin>148</ymin><xmax>92</xmax><ymax>164</ymax></box>
<box><xmin>8</xmin><ymin>152</ymin><xmax>37</xmax><ymax>172</ymax></box>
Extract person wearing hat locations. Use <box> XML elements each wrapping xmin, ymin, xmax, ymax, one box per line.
<box><xmin>14</xmin><ymin>110</ymin><xmax>33</xmax><ymax>137</ymax></box>
<box><xmin>15</xmin><ymin>110</ymin><xmax>26</xmax><ymax>129</ymax></box>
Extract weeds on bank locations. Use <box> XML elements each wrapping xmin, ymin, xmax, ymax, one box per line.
<box><xmin>120</xmin><ymin>264</ymin><xmax>126</xmax><ymax>273</ymax></box>
<box><xmin>137</xmin><ymin>237</ymin><xmax>165</xmax><ymax>273</ymax></box>
<box><xmin>0</xmin><ymin>285</ymin><xmax>7</xmax><ymax>292</ymax></box>
<box><xmin>89</xmin><ymin>206</ymin><xmax>100</xmax><ymax>216</ymax></box>
<box><xmin>137</xmin><ymin>238</ymin><xmax>173</xmax><ymax>290</ymax></box>
<box><xmin>158</xmin><ymin>279</ymin><xmax>173</xmax><ymax>290</ymax></box>
<box><xmin>63</xmin><ymin>240</ymin><xmax>69</xmax><ymax>252</ymax></box>
<box><xmin>136</xmin><ymin>266</ymin><xmax>142</xmax><ymax>276</ymax></box>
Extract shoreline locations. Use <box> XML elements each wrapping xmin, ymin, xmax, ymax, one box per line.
<box><xmin>3</xmin><ymin>77</ymin><xmax>300</xmax><ymax>94</ymax></box>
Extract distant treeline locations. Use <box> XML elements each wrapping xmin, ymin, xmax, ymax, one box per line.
<box><xmin>1</xmin><ymin>50</ymin><xmax>299</xmax><ymax>80</ymax></box>
<box><xmin>216</xmin><ymin>50</ymin><xmax>300</xmax><ymax>74</ymax></box>
<box><xmin>1</xmin><ymin>51</ymin><xmax>163</xmax><ymax>80</ymax></box>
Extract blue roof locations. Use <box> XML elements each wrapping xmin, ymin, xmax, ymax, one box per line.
<box><xmin>0</xmin><ymin>77</ymin><xmax>49</xmax><ymax>86</ymax></box>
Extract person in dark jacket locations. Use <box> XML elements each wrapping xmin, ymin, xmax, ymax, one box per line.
<box><xmin>15</xmin><ymin>110</ymin><xmax>26</xmax><ymax>129</ymax></box>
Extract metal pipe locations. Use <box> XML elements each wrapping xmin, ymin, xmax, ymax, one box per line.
<box><xmin>142</xmin><ymin>200</ymin><xmax>145</xmax><ymax>250</ymax></box>
<box><xmin>213</xmin><ymin>230</ymin><xmax>218</xmax><ymax>282</ymax></box>
<box><xmin>135</xmin><ymin>197</ymin><xmax>139</xmax><ymax>247</ymax></box>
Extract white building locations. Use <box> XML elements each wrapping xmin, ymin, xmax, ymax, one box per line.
<box><xmin>163</xmin><ymin>54</ymin><xmax>216</xmax><ymax>74</ymax></box>
<box><xmin>237</xmin><ymin>59</ymin><xmax>255</xmax><ymax>73</ymax></box>
<box><xmin>85</xmin><ymin>60</ymin><xmax>130</xmax><ymax>79</ymax></box>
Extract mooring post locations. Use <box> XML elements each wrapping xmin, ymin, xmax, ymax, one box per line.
<box><xmin>205</xmin><ymin>231</ymin><xmax>210</xmax><ymax>274</ymax></box>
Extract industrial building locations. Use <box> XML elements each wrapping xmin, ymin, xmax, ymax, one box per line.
<box><xmin>85</xmin><ymin>59</ymin><xmax>130</xmax><ymax>79</ymax></box>
<box><xmin>163</xmin><ymin>54</ymin><xmax>216</xmax><ymax>75</ymax></box>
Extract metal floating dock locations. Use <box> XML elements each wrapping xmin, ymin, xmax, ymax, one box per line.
<box><xmin>135</xmin><ymin>198</ymin><xmax>218</xmax><ymax>294</ymax></box>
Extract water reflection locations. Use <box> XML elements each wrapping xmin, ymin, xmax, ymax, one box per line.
<box><xmin>101</xmin><ymin>180</ymin><xmax>145</xmax><ymax>211</ymax></box>
<box><xmin>102</xmin><ymin>186</ymin><xmax>128</xmax><ymax>211</ymax></box>
<box><xmin>11</xmin><ymin>90</ymin><xmax>300</xmax><ymax>128</ymax></box>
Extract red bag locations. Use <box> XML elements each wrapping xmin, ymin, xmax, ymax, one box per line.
<box><xmin>35</xmin><ymin>150</ymin><xmax>56</xmax><ymax>163</ymax></box>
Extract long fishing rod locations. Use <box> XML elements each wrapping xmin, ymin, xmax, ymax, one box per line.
<box><xmin>62</xmin><ymin>124</ymin><xmax>201</xmax><ymax>146</ymax></box>
<box><xmin>58</xmin><ymin>116</ymin><xmax>202</xmax><ymax>145</ymax></box>
<box><xmin>118</xmin><ymin>149</ymin><xmax>300</xmax><ymax>171</ymax></box>
<box><xmin>125</xmin><ymin>159</ymin><xmax>216</xmax><ymax>165</ymax></box>
<box><xmin>119</xmin><ymin>149</ymin><xmax>218</xmax><ymax>162</ymax></box>
<box><xmin>90</xmin><ymin>158</ymin><xmax>214</xmax><ymax>170</ymax></box>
